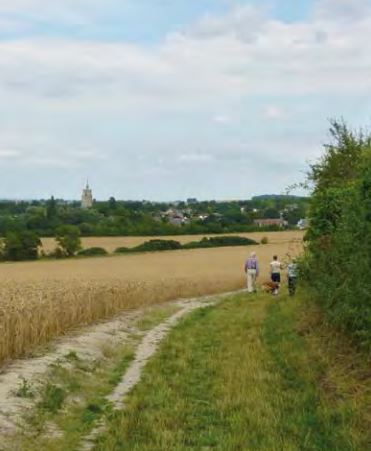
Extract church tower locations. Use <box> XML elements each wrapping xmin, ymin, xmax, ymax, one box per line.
<box><xmin>81</xmin><ymin>181</ymin><xmax>93</xmax><ymax>209</ymax></box>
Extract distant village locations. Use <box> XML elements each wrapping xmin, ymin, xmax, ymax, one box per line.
<box><xmin>0</xmin><ymin>182</ymin><xmax>309</xmax><ymax>238</ymax></box>
<box><xmin>80</xmin><ymin>183</ymin><xmax>309</xmax><ymax>230</ymax></box>
<box><xmin>158</xmin><ymin>203</ymin><xmax>308</xmax><ymax>230</ymax></box>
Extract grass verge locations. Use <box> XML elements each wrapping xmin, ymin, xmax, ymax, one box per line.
<box><xmin>94</xmin><ymin>292</ymin><xmax>371</xmax><ymax>450</ymax></box>
<box><xmin>7</xmin><ymin>301</ymin><xmax>187</xmax><ymax>451</ymax></box>
<box><xmin>10</xmin><ymin>343</ymin><xmax>135</xmax><ymax>451</ymax></box>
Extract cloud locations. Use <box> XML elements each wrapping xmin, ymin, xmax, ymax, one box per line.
<box><xmin>0</xmin><ymin>16</ymin><xmax>28</xmax><ymax>33</ymax></box>
<box><xmin>213</xmin><ymin>114</ymin><xmax>234</xmax><ymax>124</ymax></box>
<box><xmin>0</xmin><ymin>1</ymin><xmax>119</xmax><ymax>26</ymax></box>
<box><xmin>264</xmin><ymin>105</ymin><xmax>287</xmax><ymax>120</ymax></box>
<box><xmin>188</xmin><ymin>5</ymin><xmax>265</xmax><ymax>43</ymax></box>
<box><xmin>314</xmin><ymin>0</ymin><xmax>371</xmax><ymax>23</ymax></box>
<box><xmin>0</xmin><ymin>1</ymin><xmax>370</xmax><ymax>198</ymax></box>
<box><xmin>179</xmin><ymin>153</ymin><xmax>214</xmax><ymax>163</ymax></box>
<box><xmin>0</xmin><ymin>149</ymin><xmax>22</xmax><ymax>158</ymax></box>
<box><xmin>0</xmin><ymin>1</ymin><xmax>370</xmax><ymax>112</ymax></box>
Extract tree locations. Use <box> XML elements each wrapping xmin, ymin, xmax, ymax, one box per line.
<box><xmin>302</xmin><ymin>120</ymin><xmax>371</xmax><ymax>348</ymax></box>
<box><xmin>56</xmin><ymin>225</ymin><xmax>82</xmax><ymax>257</ymax></box>
<box><xmin>2</xmin><ymin>230</ymin><xmax>41</xmax><ymax>261</ymax></box>
<box><xmin>26</xmin><ymin>206</ymin><xmax>48</xmax><ymax>230</ymax></box>
<box><xmin>46</xmin><ymin>196</ymin><xmax>57</xmax><ymax>220</ymax></box>
<box><xmin>263</xmin><ymin>207</ymin><xmax>280</xmax><ymax>219</ymax></box>
<box><xmin>108</xmin><ymin>196</ymin><xmax>117</xmax><ymax>210</ymax></box>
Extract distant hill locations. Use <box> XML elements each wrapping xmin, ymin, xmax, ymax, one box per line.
<box><xmin>251</xmin><ymin>194</ymin><xmax>308</xmax><ymax>201</ymax></box>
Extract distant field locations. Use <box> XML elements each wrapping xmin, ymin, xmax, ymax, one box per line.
<box><xmin>0</xmin><ymin>236</ymin><xmax>302</xmax><ymax>364</ymax></box>
<box><xmin>42</xmin><ymin>230</ymin><xmax>304</xmax><ymax>253</ymax></box>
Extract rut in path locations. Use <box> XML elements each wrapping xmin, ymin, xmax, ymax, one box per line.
<box><xmin>79</xmin><ymin>293</ymin><xmax>231</xmax><ymax>450</ymax></box>
<box><xmin>0</xmin><ymin>290</ymin><xmax>241</xmax><ymax>450</ymax></box>
<box><xmin>0</xmin><ymin>309</ymin><xmax>142</xmax><ymax>438</ymax></box>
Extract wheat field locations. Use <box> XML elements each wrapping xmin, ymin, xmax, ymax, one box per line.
<box><xmin>0</xmin><ymin>236</ymin><xmax>302</xmax><ymax>365</ymax></box>
<box><xmin>42</xmin><ymin>230</ymin><xmax>303</xmax><ymax>253</ymax></box>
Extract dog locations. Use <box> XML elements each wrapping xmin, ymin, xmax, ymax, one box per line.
<box><xmin>261</xmin><ymin>280</ymin><xmax>280</xmax><ymax>295</ymax></box>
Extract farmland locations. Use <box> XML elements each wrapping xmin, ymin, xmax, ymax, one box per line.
<box><xmin>0</xmin><ymin>234</ymin><xmax>302</xmax><ymax>365</ymax></box>
<box><xmin>41</xmin><ymin>230</ymin><xmax>303</xmax><ymax>253</ymax></box>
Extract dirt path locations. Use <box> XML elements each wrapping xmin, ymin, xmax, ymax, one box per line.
<box><xmin>0</xmin><ymin>291</ymin><xmax>239</xmax><ymax>448</ymax></box>
<box><xmin>80</xmin><ymin>296</ymin><xmax>221</xmax><ymax>450</ymax></box>
<box><xmin>0</xmin><ymin>309</ymin><xmax>142</xmax><ymax>437</ymax></box>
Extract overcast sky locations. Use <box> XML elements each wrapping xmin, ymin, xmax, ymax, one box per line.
<box><xmin>0</xmin><ymin>0</ymin><xmax>370</xmax><ymax>201</ymax></box>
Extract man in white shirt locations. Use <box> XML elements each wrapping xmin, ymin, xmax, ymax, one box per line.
<box><xmin>270</xmin><ymin>255</ymin><xmax>282</xmax><ymax>295</ymax></box>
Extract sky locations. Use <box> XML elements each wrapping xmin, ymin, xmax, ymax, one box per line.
<box><xmin>0</xmin><ymin>0</ymin><xmax>370</xmax><ymax>201</ymax></box>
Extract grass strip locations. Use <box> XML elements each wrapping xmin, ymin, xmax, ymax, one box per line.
<box><xmin>95</xmin><ymin>293</ymin><xmax>369</xmax><ymax>450</ymax></box>
<box><xmin>263</xmin><ymin>299</ymin><xmax>359</xmax><ymax>450</ymax></box>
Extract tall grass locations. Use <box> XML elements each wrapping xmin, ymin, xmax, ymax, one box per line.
<box><xmin>0</xmin><ymin>276</ymin><xmax>241</xmax><ymax>365</ymax></box>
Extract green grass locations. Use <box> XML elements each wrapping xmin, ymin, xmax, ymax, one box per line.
<box><xmin>95</xmin><ymin>293</ymin><xmax>371</xmax><ymax>451</ymax></box>
<box><xmin>134</xmin><ymin>304</ymin><xmax>181</xmax><ymax>331</ymax></box>
<box><xmin>15</xmin><ymin>345</ymin><xmax>134</xmax><ymax>451</ymax></box>
<box><xmin>8</xmin><ymin>292</ymin><xmax>370</xmax><ymax>450</ymax></box>
<box><xmin>11</xmin><ymin>344</ymin><xmax>136</xmax><ymax>451</ymax></box>
<box><xmin>8</xmin><ymin>300</ymin><xmax>186</xmax><ymax>451</ymax></box>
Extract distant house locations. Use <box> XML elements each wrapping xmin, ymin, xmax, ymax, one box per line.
<box><xmin>163</xmin><ymin>209</ymin><xmax>188</xmax><ymax>226</ymax></box>
<box><xmin>254</xmin><ymin>218</ymin><xmax>288</xmax><ymax>228</ymax></box>
<box><xmin>169</xmin><ymin>216</ymin><xmax>184</xmax><ymax>226</ymax></box>
<box><xmin>297</xmin><ymin>218</ymin><xmax>309</xmax><ymax>230</ymax></box>
<box><xmin>285</xmin><ymin>203</ymin><xmax>299</xmax><ymax>212</ymax></box>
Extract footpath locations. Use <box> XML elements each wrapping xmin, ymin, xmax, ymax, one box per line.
<box><xmin>1</xmin><ymin>289</ymin><xmax>370</xmax><ymax>450</ymax></box>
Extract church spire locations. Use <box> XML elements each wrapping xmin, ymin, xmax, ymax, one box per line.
<box><xmin>81</xmin><ymin>180</ymin><xmax>93</xmax><ymax>209</ymax></box>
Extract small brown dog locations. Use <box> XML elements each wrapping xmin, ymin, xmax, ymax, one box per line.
<box><xmin>261</xmin><ymin>280</ymin><xmax>280</xmax><ymax>294</ymax></box>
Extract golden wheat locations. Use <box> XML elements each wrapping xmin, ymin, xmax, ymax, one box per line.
<box><xmin>0</xmin><ymin>240</ymin><xmax>302</xmax><ymax>364</ymax></box>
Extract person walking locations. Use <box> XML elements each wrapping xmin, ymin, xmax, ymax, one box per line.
<box><xmin>245</xmin><ymin>252</ymin><xmax>259</xmax><ymax>293</ymax></box>
<box><xmin>270</xmin><ymin>255</ymin><xmax>282</xmax><ymax>295</ymax></box>
<box><xmin>287</xmin><ymin>259</ymin><xmax>298</xmax><ymax>296</ymax></box>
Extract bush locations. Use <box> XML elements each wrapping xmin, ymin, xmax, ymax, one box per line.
<box><xmin>113</xmin><ymin>236</ymin><xmax>257</xmax><ymax>255</ymax></box>
<box><xmin>261</xmin><ymin>236</ymin><xmax>269</xmax><ymax>244</ymax></box>
<box><xmin>55</xmin><ymin>225</ymin><xmax>82</xmax><ymax>257</ymax></box>
<box><xmin>77</xmin><ymin>247</ymin><xmax>108</xmax><ymax>257</ymax></box>
<box><xmin>2</xmin><ymin>230</ymin><xmax>41</xmax><ymax>261</ymax></box>
<box><xmin>114</xmin><ymin>240</ymin><xmax>182</xmax><ymax>254</ymax></box>
<box><xmin>183</xmin><ymin>236</ymin><xmax>258</xmax><ymax>249</ymax></box>
<box><xmin>133</xmin><ymin>239</ymin><xmax>182</xmax><ymax>252</ymax></box>
<box><xmin>301</xmin><ymin>121</ymin><xmax>371</xmax><ymax>349</ymax></box>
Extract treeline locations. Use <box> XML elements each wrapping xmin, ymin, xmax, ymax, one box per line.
<box><xmin>0</xmin><ymin>195</ymin><xmax>308</xmax><ymax>237</ymax></box>
<box><xmin>301</xmin><ymin>121</ymin><xmax>371</xmax><ymax>349</ymax></box>
<box><xmin>0</xmin><ymin>229</ymin><xmax>259</xmax><ymax>262</ymax></box>
<box><xmin>0</xmin><ymin>226</ymin><xmax>83</xmax><ymax>261</ymax></box>
<box><xmin>115</xmin><ymin>236</ymin><xmax>258</xmax><ymax>254</ymax></box>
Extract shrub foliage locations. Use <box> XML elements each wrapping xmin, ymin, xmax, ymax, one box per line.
<box><xmin>114</xmin><ymin>236</ymin><xmax>258</xmax><ymax>255</ymax></box>
<box><xmin>302</xmin><ymin>121</ymin><xmax>371</xmax><ymax>348</ymax></box>
<box><xmin>55</xmin><ymin>225</ymin><xmax>82</xmax><ymax>257</ymax></box>
<box><xmin>183</xmin><ymin>236</ymin><xmax>257</xmax><ymax>249</ymax></box>
<box><xmin>1</xmin><ymin>230</ymin><xmax>41</xmax><ymax>261</ymax></box>
<box><xmin>77</xmin><ymin>247</ymin><xmax>108</xmax><ymax>257</ymax></box>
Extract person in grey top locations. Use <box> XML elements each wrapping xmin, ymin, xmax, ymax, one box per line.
<box><xmin>287</xmin><ymin>260</ymin><xmax>298</xmax><ymax>296</ymax></box>
<box><xmin>244</xmin><ymin>252</ymin><xmax>259</xmax><ymax>293</ymax></box>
